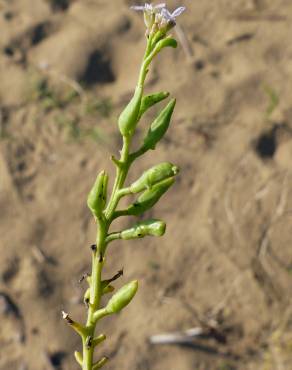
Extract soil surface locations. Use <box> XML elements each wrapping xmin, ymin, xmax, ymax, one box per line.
<box><xmin>0</xmin><ymin>1</ymin><xmax>292</xmax><ymax>370</ymax></box>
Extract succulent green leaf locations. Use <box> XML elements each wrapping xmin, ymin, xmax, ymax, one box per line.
<box><xmin>142</xmin><ymin>99</ymin><xmax>176</xmax><ymax>151</ymax></box>
<box><xmin>138</xmin><ymin>91</ymin><xmax>169</xmax><ymax>119</ymax></box>
<box><xmin>121</xmin><ymin>219</ymin><xmax>166</xmax><ymax>240</ymax></box>
<box><xmin>92</xmin><ymin>334</ymin><xmax>106</xmax><ymax>347</ymax></box>
<box><xmin>101</xmin><ymin>270</ymin><xmax>123</xmax><ymax>293</ymax></box>
<box><xmin>74</xmin><ymin>351</ymin><xmax>83</xmax><ymax>366</ymax></box>
<box><xmin>130</xmin><ymin>162</ymin><xmax>179</xmax><ymax>194</ymax></box>
<box><xmin>102</xmin><ymin>284</ymin><xmax>115</xmax><ymax>295</ymax></box>
<box><xmin>118</xmin><ymin>86</ymin><xmax>143</xmax><ymax>137</ymax></box>
<box><xmin>127</xmin><ymin>177</ymin><xmax>175</xmax><ymax>216</ymax></box>
<box><xmin>157</xmin><ymin>37</ymin><xmax>178</xmax><ymax>50</ymax></box>
<box><xmin>86</xmin><ymin>275</ymin><xmax>92</xmax><ymax>286</ymax></box>
<box><xmin>92</xmin><ymin>357</ymin><xmax>108</xmax><ymax>369</ymax></box>
<box><xmin>87</xmin><ymin>171</ymin><xmax>108</xmax><ymax>218</ymax></box>
<box><xmin>106</xmin><ymin>280</ymin><xmax>138</xmax><ymax>314</ymax></box>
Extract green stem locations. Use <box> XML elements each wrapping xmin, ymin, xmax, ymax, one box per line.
<box><xmin>83</xmin><ymin>221</ymin><xmax>106</xmax><ymax>370</ymax></box>
<box><xmin>105</xmin><ymin>232</ymin><xmax>122</xmax><ymax>244</ymax></box>
<box><xmin>105</xmin><ymin>37</ymin><xmax>154</xmax><ymax>221</ymax></box>
<box><xmin>83</xmin><ymin>138</ymin><xmax>132</xmax><ymax>370</ymax></box>
<box><xmin>82</xmin><ymin>38</ymin><xmax>153</xmax><ymax>370</ymax></box>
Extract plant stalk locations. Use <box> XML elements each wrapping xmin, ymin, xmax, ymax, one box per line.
<box><xmin>82</xmin><ymin>38</ymin><xmax>152</xmax><ymax>370</ymax></box>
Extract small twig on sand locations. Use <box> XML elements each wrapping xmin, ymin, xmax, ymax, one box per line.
<box><xmin>149</xmin><ymin>327</ymin><xmax>204</xmax><ymax>345</ymax></box>
<box><xmin>258</xmin><ymin>171</ymin><xmax>289</xmax><ymax>260</ymax></box>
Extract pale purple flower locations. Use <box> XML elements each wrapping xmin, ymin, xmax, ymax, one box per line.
<box><xmin>131</xmin><ymin>3</ymin><xmax>166</xmax><ymax>30</ymax></box>
<box><xmin>130</xmin><ymin>3</ymin><xmax>166</xmax><ymax>13</ymax></box>
<box><xmin>154</xmin><ymin>6</ymin><xmax>186</xmax><ymax>34</ymax></box>
<box><xmin>160</xmin><ymin>6</ymin><xmax>186</xmax><ymax>27</ymax></box>
<box><xmin>131</xmin><ymin>3</ymin><xmax>186</xmax><ymax>35</ymax></box>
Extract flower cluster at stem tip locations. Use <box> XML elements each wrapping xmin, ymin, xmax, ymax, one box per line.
<box><xmin>131</xmin><ymin>2</ymin><xmax>186</xmax><ymax>37</ymax></box>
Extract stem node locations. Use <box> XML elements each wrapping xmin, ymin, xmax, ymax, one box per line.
<box><xmin>90</xmin><ymin>244</ymin><xmax>97</xmax><ymax>252</ymax></box>
<box><xmin>86</xmin><ymin>335</ymin><xmax>93</xmax><ymax>349</ymax></box>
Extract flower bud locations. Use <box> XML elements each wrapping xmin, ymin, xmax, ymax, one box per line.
<box><xmin>130</xmin><ymin>162</ymin><xmax>179</xmax><ymax>193</ymax></box>
<box><xmin>127</xmin><ymin>177</ymin><xmax>175</xmax><ymax>216</ymax></box>
<box><xmin>138</xmin><ymin>91</ymin><xmax>169</xmax><ymax>119</ymax></box>
<box><xmin>118</xmin><ymin>86</ymin><xmax>143</xmax><ymax>137</ymax></box>
<box><xmin>142</xmin><ymin>99</ymin><xmax>176</xmax><ymax>151</ymax></box>
<box><xmin>144</xmin><ymin>10</ymin><xmax>155</xmax><ymax>30</ymax></box>
<box><xmin>106</xmin><ymin>280</ymin><xmax>138</xmax><ymax>314</ymax></box>
<box><xmin>121</xmin><ymin>219</ymin><xmax>166</xmax><ymax>240</ymax></box>
<box><xmin>87</xmin><ymin>171</ymin><xmax>108</xmax><ymax>218</ymax></box>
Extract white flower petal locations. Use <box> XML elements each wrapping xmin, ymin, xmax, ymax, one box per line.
<box><xmin>161</xmin><ymin>8</ymin><xmax>173</xmax><ymax>21</ymax></box>
<box><xmin>155</xmin><ymin>3</ymin><xmax>166</xmax><ymax>9</ymax></box>
<box><xmin>130</xmin><ymin>5</ymin><xmax>146</xmax><ymax>11</ymax></box>
<box><xmin>171</xmin><ymin>6</ymin><xmax>186</xmax><ymax>18</ymax></box>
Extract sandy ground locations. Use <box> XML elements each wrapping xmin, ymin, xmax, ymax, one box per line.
<box><xmin>0</xmin><ymin>0</ymin><xmax>292</xmax><ymax>369</ymax></box>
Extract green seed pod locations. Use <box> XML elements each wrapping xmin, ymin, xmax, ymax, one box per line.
<box><xmin>118</xmin><ymin>86</ymin><xmax>143</xmax><ymax>137</ymax></box>
<box><xmin>130</xmin><ymin>162</ymin><xmax>179</xmax><ymax>194</ymax></box>
<box><xmin>138</xmin><ymin>92</ymin><xmax>169</xmax><ymax>119</ymax></box>
<box><xmin>151</xmin><ymin>30</ymin><xmax>166</xmax><ymax>47</ymax></box>
<box><xmin>152</xmin><ymin>37</ymin><xmax>178</xmax><ymax>56</ymax></box>
<box><xmin>106</xmin><ymin>280</ymin><xmax>138</xmax><ymax>314</ymax></box>
<box><xmin>87</xmin><ymin>171</ymin><xmax>108</xmax><ymax>218</ymax></box>
<box><xmin>127</xmin><ymin>177</ymin><xmax>175</xmax><ymax>216</ymax></box>
<box><xmin>121</xmin><ymin>219</ymin><xmax>166</xmax><ymax>240</ymax></box>
<box><xmin>142</xmin><ymin>99</ymin><xmax>176</xmax><ymax>151</ymax></box>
